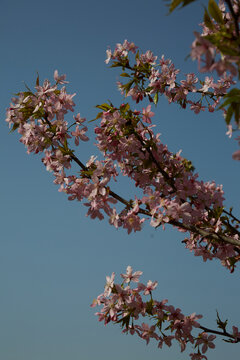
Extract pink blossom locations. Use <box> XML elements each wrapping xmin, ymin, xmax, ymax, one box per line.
<box><xmin>135</xmin><ymin>323</ymin><xmax>159</xmax><ymax>344</ymax></box>
<box><xmin>188</xmin><ymin>101</ymin><xmax>205</xmax><ymax>114</ymax></box>
<box><xmin>104</xmin><ymin>272</ymin><xmax>115</xmax><ymax>296</ymax></box>
<box><xmin>142</xmin><ymin>105</ymin><xmax>155</xmax><ymax>124</ymax></box>
<box><xmin>74</xmin><ymin>113</ymin><xmax>86</xmax><ymax>124</ymax></box>
<box><xmin>232</xmin><ymin>326</ymin><xmax>240</xmax><ymax>342</ymax></box>
<box><xmin>120</xmin><ymin>266</ymin><xmax>143</xmax><ymax>283</ymax></box>
<box><xmin>54</xmin><ymin>70</ymin><xmax>68</xmax><ymax>84</ymax></box>
<box><xmin>105</xmin><ymin>48</ymin><xmax>112</xmax><ymax>64</ymax></box>
<box><xmin>181</xmin><ymin>73</ymin><xmax>198</xmax><ymax>92</ymax></box>
<box><xmin>92</xmin><ymin>268</ymin><xmax>209</xmax><ymax>357</ymax></box>
<box><xmin>140</xmin><ymin>50</ymin><xmax>157</xmax><ymax>65</ymax></box>
<box><xmin>208</xmin><ymin>105</ymin><xmax>215</xmax><ymax>112</ymax></box>
<box><xmin>122</xmin><ymin>212</ymin><xmax>145</xmax><ymax>234</ymax></box>
<box><xmin>143</xmin><ymin>280</ymin><xmax>158</xmax><ymax>295</ymax></box>
<box><xmin>226</xmin><ymin>125</ymin><xmax>233</xmax><ymax>138</ymax></box>
<box><xmin>190</xmin><ymin>353</ymin><xmax>207</xmax><ymax>360</ymax></box>
<box><xmin>158</xmin><ymin>335</ymin><xmax>174</xmax><ymax>348</ymax></box>
<box><xmin>71</xmin><ymin>125</ymin><xmax>89</xmax><ymax>145</ymax></box>
<box><xmin>108</xmin><ymin>208</ymin><xmax>120</xmax><ymax>228</ymax></box>
<box><xmin>232</xmin><ymin>149</ymin><xmax>240</xmax><ymax>160</ymax></box>
<box><xmin>199</xmin><ymin>76</ymin><xmax>214</xmax><ymax>92</ymax></box>
<box><xmin>195</xmin><ymin>332</ymin><xmax>216</xmax><ymax>353</ymax></box>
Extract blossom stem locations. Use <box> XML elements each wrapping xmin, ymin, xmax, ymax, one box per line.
<box><xmin>71</xmin><ymin>151</ymin><xmax>240</xmax><ymax>247</ymax></box>
<box><xmin>222</xmin><ymin>209</ymin><xmax>240</xmax><ymax>224</ymax></box>
<box><xmin>199</xmin><ymin>325</ymin><xmax>240</xmax><ymax>342</ymax></box>
<box><xmin>42</xmin><ymin>111</ymin><xmax>240</xmax><ymax>248</ymax></box>
<box><xmin>174</xmin><ymin>220</ymin><xmax>240</xmax><ymax>247</ymax></box>
<box><xmin>69</xmin><ymin>139</ymin><xmax>240</xmax><ymax>247</ymax></box>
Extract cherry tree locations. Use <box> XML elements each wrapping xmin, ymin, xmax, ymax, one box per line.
<box><xmin>6</xmin><ymin>0</ymin><xmax>240</xmax><ymax>358</ymax></box>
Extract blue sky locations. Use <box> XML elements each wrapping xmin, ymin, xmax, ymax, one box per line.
<box><xmin>1</xmin><ymin>0</ymin><xmax>239</xmax><ymax>359</ymax></box>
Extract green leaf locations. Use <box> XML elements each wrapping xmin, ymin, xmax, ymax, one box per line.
<box><xmin>153</xmin><ymin>92</ymin><xmax>159</xmax><ymax>105</ymax></box>
<box><xmin>217</xmin><ymin>44</ymin><xmax>240</xmax><ymax>56</ymax></box>
<box><xmin>204</xmin><ymin>8</ymin><xmax>214</xmax><ymax>29</ymax></box>
<box><xmin>212</xmin><ymin>206</ymin><xmax>223</xmax><ymax>218</ymax></box>
<box><xmin>22</xmin><ymin>91</ymin><xmax>34</xmax><ymax>97</ymax></box>
<box><xmin>32</xmin><ymin>110</ymin><xmax>44</xmax><ymax>120</ymax></box>
<box><xmin>10</xmin><ymin>122</ymin><xmax>20</xmax><ymax>133</ymax></box>
<box><xmin>182</xmin><ymin>158</ymin><xmax>195</xmax><ymax>172</ymax></box>
<box><xmin>218</xmin><ymin>89</ymin><xmax>240</xmax><ymax>110</ymax></box>
<box><xmin>225</xmin><ymin>106</ymin><xmax>234</xmax><ymax>125</ymax></box>
<box><xmin>49</xmin><ymin>124</ymin><xmax>57</xmax><ymax>133</ymax></box>
<box><xmin>120</xmin><ymin>103</ymin><xmax>130</xmax><ymax>113</ymax></box>
<box><xmin>116</xmin><ymin>314</ymin><xmax>130</xmax><ymax>330</ymax></box>
<box><xmin>145</xmin><ymin>299</ymin><xmax>154</xmax><ymax>315</ymax></box>
<box><xmin>58</xmin><ymin>145</ymin><xmax>72</xmax><ymax>156</ymax></box>
<box><xmin>233</xmin><ymin>103</ymin><xmax>240</xmax><ymax>125</ymax></box>
<box><xmin>120</xmin><ymin>72</ymin><xmax>130</xmax><ymax>78</ymax></box>
<box><xmin>219</xmin><ymin>96</ymin><xmax>240</xmax><ymax>109</ymax></box>
<box><xmin>96</xmin><ymin>103</ymin><xmax>112</xmax><ymax>111</ymax></box>
<box><xmin>226</xmin><ymin>88</ymin><xmax>240</xmax><ymax>97</ymax></box>
<box><xmin>168</xmin><ymin>0</ymin><xmax>182</xmax><ymax>12</ymax></box>
<box><xmin>95</xmin><ymin>111</ymin><xmax>103</xmax><ymax>119</ymax></box>
<box><xmin>64</xmin><ymin>137</ymin><xmax>68</xmax><ymax>148</ymax></box>
<box><xmin>208</xmin><ymin>0</ymin><xmax>224</xmax><ymax>24</ymax></box>
<box><xmin>166</xmin><ymin>0</ymin><xmax>197</xmax><ymax>13</ymax></box>
<box><xmin>23</xmin><ymin>82</ymin><xmax>32</xmax><ymax>93</ymax></box>
<box><xmin>110</xmin><ymin>61</ymin><xmax>123</xmax><ymax>68</ymax></box>
<box><xmin>89</xmin><ymin>111</ymin><xmax>103</xmax><ymax>122</ymax></box>
<box><xmin>124</xmin><ymin>80</ymin><xmax>134</xmax><ymax>94</ymax></box>
<box><xmin>204</xmin><ymin>34</ymin><xmax>219</xmax><ymax>46</ymax></box>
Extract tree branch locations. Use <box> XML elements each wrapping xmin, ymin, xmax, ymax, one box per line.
<box><xmin>199</xmin><ymin>325</ymin><xmax>240</xmax><ymax>342</ymax></box>
<box><xmin>70</xmin><ymin>149</ymin><xmax>240</xmax><ymax>248</ymax></box>
<box><xmin>225</xmin><ymin>0</ymin><xmax>240</xmax><ymax>38</ymax></box>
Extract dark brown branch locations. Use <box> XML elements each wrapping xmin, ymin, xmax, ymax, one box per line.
<box><xmin>225</xmin><ymin>0</ymin><xmax>240</xmax><ymax>38</ymax></box>
<box><xmin>70</xmin><ymin>153</ymin><xmax>88</xmax><ymax>171</ymax></box>
<box><xmin>43</xmin><ymin>114</ymin><xmax>240</xmax><ymax>248</ymax></box>
<box><xmin>223</xmin><ymin>209</ymin><xmax>240</xmax><ymax>224</ymax></box>
<box><xmin>133</xmin><ymin>122</ymin><xmax>240</xmax><ymax>245</ymax></box>
<box><xmin>70</xmin><ymin>153</ymin><xmax>131</xmax><ymax>207</ymax></box>
<box><xmin>172</xmin><ymin>220</ymin><xmax>240</xmax><ymax>247</ymax></box>
<box><xmin>70</xmin><ymin>150</ymin><xmax>240</xmax><ymax>247</ymax></box>
<box><xmin>199</xmin><ymin>325</ymin><xmax>240</xmax><ymax>342</ymax></box>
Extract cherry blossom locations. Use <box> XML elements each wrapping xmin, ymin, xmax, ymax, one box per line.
<box><xmin>92</xmin><ymin>267</ymin><xmax>240</xmax><ymax>359</ymax></box>
<box><xmin>120</xmin><ymin>266</ymin><xmax>143</xmax><ymax>283</ymax></box>
<box><xmin>6</xmin><ymin>69</ymin><xmax>240</xmax><ymax>270</ymax></box>
<box><xmin>6</xmin><ymin>3</ymin><xmax>240</xmax><ymax>357</ymax></box>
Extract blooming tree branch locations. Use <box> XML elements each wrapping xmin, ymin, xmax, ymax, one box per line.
<box><xmin>6</xmin><ymin>72</ymin><xmax>240</xmax><ymax>270</ymax></box>
<box><xmin>5</xmin><ymin>0</ymin><xmax>240</xmax><ymax>358</ymax></box>
<box><xmin>92</xmin><ymin>266</ymin><xmax>240</xmax><ymax>360</ymax></box>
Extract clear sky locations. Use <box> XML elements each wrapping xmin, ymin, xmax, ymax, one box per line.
<box><xmin>1</xmin><ymin>0</ymin><xmax>239</xmax><ymax>359</ymax></box>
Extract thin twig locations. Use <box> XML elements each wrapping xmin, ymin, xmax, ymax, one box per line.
<box><xmin>199</xmin><ymin>325</ymin><xmax>240</xmax><ymax>342</ymax></box>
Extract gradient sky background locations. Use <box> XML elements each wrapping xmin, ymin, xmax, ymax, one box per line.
<box><xmin>1</xmin><ymin>0</ymin><xmax>240</xmax><ymax>359</ymax></box>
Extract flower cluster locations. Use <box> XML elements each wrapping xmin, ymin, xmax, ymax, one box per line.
<box><xmin>6</xmin><ymin>71</ymin><xmax>240</xmax><ymax>271</ymax></box>
<box><xmin>92</xmin><ymin>266</ymin><xmax>240</xmax><ymax>359</ymax></box>
<box><xmin>190</xmin><ymin>0</ymin><xmax>240</xmax><ymax>159</ymax></box>
<box><xmin>105</xmin><ymin>10</ymin><xmax>240</xmax><ymax>158</ymax></box>
<box><xmin>5</xmin><ymin>73</ymin><xmax>121</xmax><ymax>222</ymax></box>
<box><xmin>5</xmin><ymin>2</ymin><xmax>240</xmax><ymax>357</ymax></box>
<box><xmin>106</xmin><ymin>39</ymin><xmax>235</xmax><ymax>113</ymax></box>
<box><xmin>191</xmin><ymin>0</ymin><xmax>240</xmax><ymax>77</ymax></box>
<box><xmin>94</xmin><ymin>102</ymin><xmax>240</xmax><ymax>270</ymax></box>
